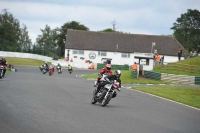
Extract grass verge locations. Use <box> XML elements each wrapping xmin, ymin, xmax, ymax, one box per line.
<box><xmin>133</xmin><ymin>86</ymin><xmax>200</xmax><ymax>109</ymax></box>
<box><xmin>82</xmin><ymin>70</ymin><xmax>170</xmax><ymax>84</ymax></box>
<box><xmin>153</xmin><ymin>56</ymin><xmax>200</xmax><ymax>76</ymax></box>
<box><xmin>6</xmin><ymin>57</ymin><xmax>49</xmax><ymax>66</ymax></box>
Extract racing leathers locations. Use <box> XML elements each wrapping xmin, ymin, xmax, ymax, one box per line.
<box><xmin>94</xmin><ymin>67</ymin><xmax>113</xmax><ymax>87</ymax></box>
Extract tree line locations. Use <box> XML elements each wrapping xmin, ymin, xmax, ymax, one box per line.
<box><xmin>0</xmin><ymin>9</ymin><xmax>200</xmax><ymax>58</ymax></box>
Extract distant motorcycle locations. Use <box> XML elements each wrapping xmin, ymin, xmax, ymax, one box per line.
<box><xmin>68</xmin><ymin>66</ymin><xmax>73</xmax><ymax>74</ymax></box>
<box><xmin>39</xmin><ymin>65</ymin><xmax>44</xmax><ymax>71</ymax></box>
<box><xmin>56</xmin><ymin>66</ymin><xmax>62</xmax><ymax>74</ymax></box>
<box><xmin>91</xmin><ymin>81</ymin><xmax>120</xmax><ymax>107</ymax></box>
<box><xmin>49</xmin><ymin>65</ymin><xmax>54</xmax><ymax>76</ymax></box>
<box><xmin>42</xmin><ymin>64</ymin><xmax>49</xmax><ymax>74</ymax></box>
<box><xmin>8</xmin><ymin>64</ymin><xmax>17</xmax><ymax>72</ymax></box>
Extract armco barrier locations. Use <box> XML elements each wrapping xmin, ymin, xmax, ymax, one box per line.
<box><xmin>131</xmin><ymin>71</ymin><xmax>138</xmax><ymax>78</ymax></box>
<box><xmin>144</xmin><ymin>70</ymin><xmax>200</xmax><ymax>85</ymax></box>
<box><xmin>97</xmin><ymin>63</ymin><xmax>129</xmax><ymax>70</ymax></box>
<box><xmin>195</xmin><ymin>77</ymin><xmax>200</xmax><ymax>85</ymax></box>
<box><xmin>144</xmin><ymin>70</ymin><xmax>161</xmax><ymax>80</ymax></box>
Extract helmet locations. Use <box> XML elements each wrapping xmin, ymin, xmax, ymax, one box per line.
<box><xmin>106</xmin><ymin>64</ymin><xmax>111</xmax><ymax>71</ymax></box>
<box><xmin>2</xmin><ymin>57</ymin><xmax>5</xmax><ymax>61</ymax></box>
<box><xmin>114</xmin><ymin>70</ymin><xmax>121</xmax><ymax>78</ymax></box>
<box><xmin>58</xmin><ymin>63</ymin><xmax>60</xmax><ymax>65</ymax></box>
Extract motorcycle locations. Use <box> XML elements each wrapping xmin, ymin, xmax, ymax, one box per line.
<box><xmin>57</xmin><ymin>66</ymin><xmax>62</xmax><ymax>74</ymax></box>
<box><xmin>8</xmin><ymin>64</ymin><xmax>17</xmax><ymax>72</ymax></box>
<box><xmin>39</xmin><ymin>65</ymin><xmax>44</xmax><ymax>71</ymax></box>
<box><xmin>91</xmin><ymin>81</ymin><xmax>120</xmax><ymax>107</ymax></box>
<box><xmin>93</xmin><ymin>73</ymin><xmax>111</xmax><ymax>94</ymax></box>
<box><xmin>0</xmin><ymin>65</ymin><xmax>5</xmax><ymax>78</ymax></box>
<box><xmin>68</xmin><ymin>66</ymin><xmax>73</xmax><ymax>74</ymax></box>
<box><xmin>42</xmin><ymin>64</ymin><xmax>49</xmax><ymax>74</ymax></box>
<box><xmin>49</xmin><ymin>65</ymin><xmax>54</xmax><ymax>76</ymax></box>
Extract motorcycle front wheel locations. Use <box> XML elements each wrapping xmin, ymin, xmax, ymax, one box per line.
<box><xmin>91</xmin><ymin>96</ymin><xmax>97</xmax><ymax>104</ymax></box>
<box><xmin>0</xmin><ymin>69</ymin><xmax>3</xmax><ymax>78</ymax></box>
<box><xmin>101</xmin><ymin>94</ymin><xmax>112</xmax><ymax>107</ymax></box>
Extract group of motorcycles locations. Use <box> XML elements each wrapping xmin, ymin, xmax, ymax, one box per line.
<box><xmin>39</xmin><ymin>64</ymin><xmax>73</xmax><ymax>76</ymax></box>
<box><xmin>39</xmin><ymin>64</ymin><xmax>61</xmax><ymax>76</ymax></box>
<box><xmin>91</xmin><ymin>74</ymin><xmax>121</xmax><ymax>107</ymax></box>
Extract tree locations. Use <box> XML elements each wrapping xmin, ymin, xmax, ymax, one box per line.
<box><xmin>101</xmin><ymin>28</ymin><xmax>116</xmax><ymax>32</ymax></box>
<box><xmin>58</xmin><ymin>21</ymin><xmax>89</xmax><ymax>57</ymax></box>
<box><xmin>19</xmin><ymin>24</ymin><xmax>32</xmax><ymax>52</ymax></box>
<box><xmin>0</xmin><ymin>9</ymin><xmax>32</xmax><ymax>52</ymax></box>
<box><xmin>171</xmin><ymin>9</ymin><xmax>200</xmax><ymax>52</ymax></box>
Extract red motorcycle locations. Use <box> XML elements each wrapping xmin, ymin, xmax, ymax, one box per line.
<box><xmin>49</xmin><ymin>65</ymin><xmax>54</xmax><ymax>76</ymax></box>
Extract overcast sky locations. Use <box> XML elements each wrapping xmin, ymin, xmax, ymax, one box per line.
<box><xmin>0</xmin><ymin>0</ymin><xmax>200</xmax><ymax>43</ymax></box>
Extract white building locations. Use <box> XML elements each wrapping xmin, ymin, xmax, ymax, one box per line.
<box><xmin>64</xmin><ymin>30</ymin><xmax>185</xmax><ymax>70</ymax></box>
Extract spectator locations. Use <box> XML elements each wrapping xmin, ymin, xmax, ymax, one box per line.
<box><xmin>193</xmin><ymin>51</ymin><xmax>197</xmax><ymax>57</ymax></box>
<box><xmin>155</xmin><ymin>53</ymin><xmax>161</xmax><ymax>65</ymax></box>
<box><xmin>132</xmin><ymin>62</ymin><xmax>138</xmax><ymax>71</ymax></box>
<box><xmin>184</xmin><ymin>53</ymin><xmax>188</xmax><ymax>59</ymax></box>
<box><xmin>189</xmin><ymin>51</ymin><xmax>193</xmax><ymax>58</ymax></box>
<box><xmin>178</xmin><ymin>48</ymin><xmax>182</xmax><ymax>61</ymax></box>
<box><xmin>161</xmin><ymin>56</ymin><xmax>164</xmax><ymax>65</ymax></box>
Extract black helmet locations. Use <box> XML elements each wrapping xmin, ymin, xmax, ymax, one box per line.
<box><xmin>114</xmin><ymin>70</ymin><xmax>121</xmax><ymax>78</ymax></box>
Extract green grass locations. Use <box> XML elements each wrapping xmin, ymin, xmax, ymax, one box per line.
<box><xmin>6</xmin><ymin>57</ymin><xmax>49</xmax><ymax>66</ymax></box>
<box><xmin>133</xmin><ymin>86</ymin><xmax>200</xmax><ymax>109</ymax></box>
<box><xmin>179</xmin><ymin>56</ymin><xmax>200</xmax><ymax>66</ymax></box>
<box><xmin>82</xmin><ymin>70</ymin><xmax>170</xmax><ymax>84</ymax></box>
<box><xmin>153</xmin><ymin>56</ymin><xmax>200</xmax><ymax>76</ymax></box>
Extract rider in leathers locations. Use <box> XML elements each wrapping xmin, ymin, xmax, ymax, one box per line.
<box><xmin>95</xmin><ymin>70</ymin><xmax>121</xmax><ymax>98</ymax></box>
<box><xmin>43</xmin><ymin>62</ymin><xmax>49</xmax><ymax>71</ymax></box>
<box><xmin>0</xmin><ymin>57</ymin><xmax>7</xmax><ymax>78</ymax></box>
<box><xmin>94</xmin><ymin>64</ymin><xmax>113</xmax><ymax>87</ymax></box>
<box><xmin>56</xmin><ymin>63</ymin><xmax>62</xmax><ymax>71</ymax></box>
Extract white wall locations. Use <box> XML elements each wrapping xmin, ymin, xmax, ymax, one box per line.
<box><xmin>0</xmin><ymin>51</ymin><xmax>70</xmax><ymax>67</ymax></box>
<box><xmin>0</xmin><ymin>50</ymin><xmax>183</xmax><ymax>70</ymax></box>
<box><xmin>65</xmin><ymin>49</ymin><xmax>184</xmax><ymax>70</ymax></box>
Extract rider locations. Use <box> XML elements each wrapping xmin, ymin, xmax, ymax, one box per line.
<box><xmin>95</xmin><ymin>70</ymin><xmax>121</xmax><ymax>98</ymax></box>
<box><xmin>56</xmin><ymin>63</ymin><xmax>62</xmax><ymax>71</ymax></box>
<box><xmin>93</xmin><ymin>64</ymin><xmax>113</xmax><ymax>87</ymax></box>
<box><xmin>43</xmin><ymin>62</ymin><xmax>49</xmax><ymax>71</ymax></box>
<box><xmin>49</xmin><ymin>63</ymin><xmax>55</xmax><ymax>72</ymax></box>
<box><xmin>0</xmin><ymin>57</ymin><xmax>7</xmax><ymax>78</ymax></box>
<box><xmin>68</xmin><ymin>64</ymin><xmax>73</xmax><ymax>71</ymax></box>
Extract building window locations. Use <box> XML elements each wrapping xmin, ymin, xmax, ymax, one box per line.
<box><xmin>121</xmin><ymin>53</ymin><xmax>130</xmax><ymax>58</ymax></box>
<box><xmin>79</xmin><ymin>50</ymin><xmax>84</xmax><ymax>55</ymax></box>
<box><xmin>73</xmin><ymin>50</ymin><xmax>84</xmax><ymax>55</ymax></box>
<box><xmin>98</xmin><ymin>51</ymin><xmax>107</xmax><ymax>56</ymax></box>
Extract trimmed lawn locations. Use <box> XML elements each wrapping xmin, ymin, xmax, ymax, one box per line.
<box><xmin>133</xmin><ymin>86</ymin><xmax>200</xmax><ymax>109</ymax></box>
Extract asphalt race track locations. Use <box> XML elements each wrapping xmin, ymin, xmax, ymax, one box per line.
<box><xmin>0</xmin><ymin>66</ymin><xmax>200</xmax><ymax>133</ymax></box>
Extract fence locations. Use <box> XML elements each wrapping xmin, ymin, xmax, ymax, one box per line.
<box><xmin>97</xmin><ymin>63</ymin><xmax>129</xmax><ymax>70</ymax></box>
